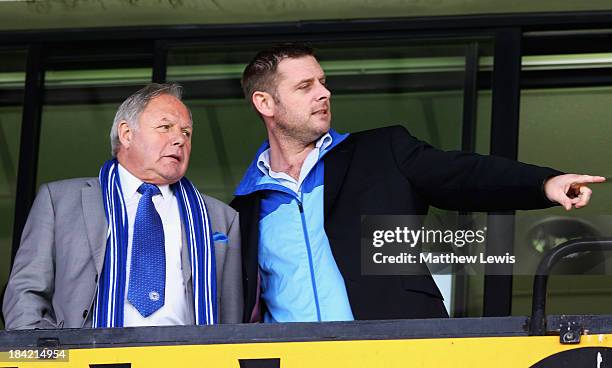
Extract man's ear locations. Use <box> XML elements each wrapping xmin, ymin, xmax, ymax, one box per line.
<box><xmin>252</xmin><ymin>91</ymin><xmax>275</xmax><ymax>118</ymax></box>
<box><xmin>117</xmin><ymin>120</ymin><xmax>132</xmax><ymax>149</ymax></box>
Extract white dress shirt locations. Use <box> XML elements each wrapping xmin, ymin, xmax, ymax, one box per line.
<box><xmin>118</xmin><ymin>164</ymin><xmax>190</xmax><ymax>326</ymax></box>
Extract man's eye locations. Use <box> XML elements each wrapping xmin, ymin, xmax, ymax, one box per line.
<box><xmin>182</xmin><ymin>130</ymin><xmax>191</xmax><ymax>137</ymax></box>
<box><xmin>158</xmin><ymin>125</ymin><xmax>170</xmax><ymax>130</ymax></box>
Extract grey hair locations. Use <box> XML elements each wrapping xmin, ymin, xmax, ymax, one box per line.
<box><xmin>110</xmin><ymin>83</ymin><xmax>185</xmax><ymax>157</ymax></box>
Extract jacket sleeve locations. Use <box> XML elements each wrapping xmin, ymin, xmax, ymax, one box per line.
<box><xmin>2</xmin><ymin>184</ymin><xmax>59</xmax><ymax>330</ymax></box>
<box><xmin>388</xmin><ymin>125</ymin><xmax>563</xmax><ymax>211</ymax></box>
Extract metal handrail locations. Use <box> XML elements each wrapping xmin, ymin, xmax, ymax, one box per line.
<box><xmin>528</xmin><ymin>237</ymin><xmax>612</xmax><ymax>336</ymax></box>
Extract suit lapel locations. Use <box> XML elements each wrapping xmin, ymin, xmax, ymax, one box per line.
<box><xmin>180</xmin><ymin>224</ymin><xmax>192</xmax><ymax>285</ymax></box>
<box><xmin>231</xmin><ymin>192</ymin><xmax>261</xmax><ymax>322</ymax></box>
<box><xmin>180</xmin><ymin>224</ymin><xmax>196</xmax><ymax>323</ymax></box>
<box><xmin>324</xmin><ymin>138</ymin><xmax>355</xmax><ymax>218</ymax></box>
<box><xmin>81</xmin><ymin>179</ymin><xmax>108</xmax><ymax>275</ymax></box>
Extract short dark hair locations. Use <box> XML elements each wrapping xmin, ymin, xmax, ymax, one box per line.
<box><xmin>241</xmin><ymin>43</ymin><xmax>315</xmax><ymax>102</ymax></box>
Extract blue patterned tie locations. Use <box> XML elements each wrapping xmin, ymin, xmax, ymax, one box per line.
<box><xmin>128</xmin><ymin>183</ymin><xmax>165</xmax><ymax>317</ymax></box>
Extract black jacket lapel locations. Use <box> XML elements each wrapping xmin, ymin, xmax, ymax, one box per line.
<box><xmin>230</xmin><ymin>192</ymin><xmax>261</xmax><ymax>322</ymax></box>
<box><xmin>323</xmin><ymin>137</ymin><xmax>355</xmax><ymax>219</ymax></box>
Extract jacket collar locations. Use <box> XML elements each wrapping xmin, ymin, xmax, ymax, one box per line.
<box><xmin>323</xmin><ymin>135</ymin><xmax>355</xmax><ymax>218</ymax></box>
<box><xmin>234</xmin><ymin>128</ymin><xmax>349</xmax><ymax>196</ymax></box>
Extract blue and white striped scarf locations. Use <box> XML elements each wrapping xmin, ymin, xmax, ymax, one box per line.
<box><xmin>92</xmin><ymin>159</ymin><xmax>217</xmax><ymax>327</ymax></box>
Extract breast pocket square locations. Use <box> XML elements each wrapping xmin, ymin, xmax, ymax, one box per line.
<box><xmin>212</xmin><ymin>232</ymin><xmax>229</xmax><ymax>243</ymax></box>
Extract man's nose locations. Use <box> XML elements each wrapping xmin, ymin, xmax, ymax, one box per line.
<box><xmin>317</xmin><ymin>81</ymin><xmax>331</xmax><ymax>101</ymax></box>
<box><xmin>171</xmin><ymin>129</ymin><xmax>187</xmax><ymax>146</ymax></box>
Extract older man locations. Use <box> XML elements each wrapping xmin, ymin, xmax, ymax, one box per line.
<box><xmin>231</xmin><ymin>44</ymin><xmax>604</xmax><ymax>323</ymax></box>
<box><xmin>3</xmin><ymin>83</ymin><xmax>242</xmax><ymax>329</ymax></box>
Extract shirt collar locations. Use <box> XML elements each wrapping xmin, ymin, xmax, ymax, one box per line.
<box><xmin>256</xmin><ymin>132</ymin><xmax>332</xmax><ymax>177</ymax></box>
<box><xmin>234</xmin><ymin>128</ymin><xmax>349</xmax><ymax>196</ymax></box>
<box><xmin>117</xmin><ymin>164</ymin><xmax>172</xmax><ymax>200</ymax></box>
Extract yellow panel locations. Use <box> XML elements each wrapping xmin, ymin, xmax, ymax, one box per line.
<box><xmin>2</xmin><ymin>334</ymin><xmax>611</xmax><ymax>368</ymax></box>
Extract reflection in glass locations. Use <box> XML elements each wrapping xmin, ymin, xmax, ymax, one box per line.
<box><xmin>514</xmin><ymin>85</ymin><xmax>612</xmax><ymax>315</ymax></box>
<box><xmin>37</xmin><ymin>67</ymin><xmax>152</xmax><ymax>185</ymax></box>
<box><xmin>0</xmin><ymin>49</ymin><xmax>26</xmax><ymax>329</ymax></box>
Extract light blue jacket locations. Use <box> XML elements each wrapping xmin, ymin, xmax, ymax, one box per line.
<box><xmin>235</xmin><ymin>130</ymin><xmax>354</xmax><ymax>322</ymax></box>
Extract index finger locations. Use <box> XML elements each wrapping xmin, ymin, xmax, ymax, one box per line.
<box><xmin>573</xmin><ymin>175</ymin><xmax>606</xmax><ymax>184</ymax></box>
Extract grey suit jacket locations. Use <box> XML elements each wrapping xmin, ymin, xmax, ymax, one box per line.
<box><xmin>3</xmin><ymin>177</ymin><xmax>242</xmax><ymax>329</ymax></box>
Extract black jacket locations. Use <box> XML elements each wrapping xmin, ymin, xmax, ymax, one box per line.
<box><xmin>231</xmin><ymin>125</ymin><xmax>561</xmax><ymax>321</ymax></box>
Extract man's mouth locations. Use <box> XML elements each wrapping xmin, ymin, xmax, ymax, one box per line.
<box><xmin>313</xmin><ymin>107</ymin><xmax>329</xmax><ymax>115</ymax></box>
<box><xmin>163</xmin><ymin>154</ymin><xmax>182</xmax><ymax>162</ymax></box>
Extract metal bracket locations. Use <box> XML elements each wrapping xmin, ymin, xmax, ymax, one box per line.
<box><xmin>559</xmin><ymin>318</ymin><xmax>584</xmax><ymax>344</ymax></box>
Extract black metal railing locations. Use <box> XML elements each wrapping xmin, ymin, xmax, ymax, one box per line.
<box><xmin>529</xmin><ymin>237</ymin><xmax>612</xmax><ymax>336</ymax></box>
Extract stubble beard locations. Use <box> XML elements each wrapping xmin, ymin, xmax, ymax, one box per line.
<box><xmin>275</xmin><ymin>104</ymin><xmax>330</xmax><ymax>147</ymax></box>
<box><xmin>276</xmin><ymin>119</ymin><xmax>326</xmax><ymax>147</ymax></box>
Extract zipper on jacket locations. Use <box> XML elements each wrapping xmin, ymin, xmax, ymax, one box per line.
<box><xmin>297</xmin><ymin>200</ymin><xmax>322</xmax><ymax>321</ymax></box>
